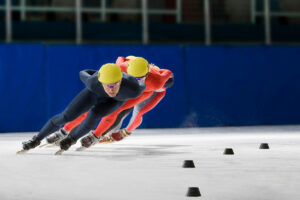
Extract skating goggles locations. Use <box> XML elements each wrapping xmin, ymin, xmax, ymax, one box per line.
<box><xmin>135</xmin><ymin>73</ymin><xmax>148</xmax><ymax>81</ymax></box>
<box><xmin>136</xmin><ymin>77</ymin><xmax>145</xmax><ymax>81</ymax></box>
<box><xmin>104</xmin><ymin>81</ymin><xmax>121</xmax><ymax>88</ymax></box>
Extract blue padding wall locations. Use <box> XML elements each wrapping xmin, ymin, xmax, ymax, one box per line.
<box><xmin>0</xmin><ymin>44</ymin><xmax>46</xmax><ymax>132</ymax></box>
<box><xmin>1</xmin><ymin>44</ymin><xmax>300</xmax><ymax>132</ymax></box>
<box><xmin>185</xmin><ymin>46</ymin><xmax>300</xmax><ymax>126</ymax></box>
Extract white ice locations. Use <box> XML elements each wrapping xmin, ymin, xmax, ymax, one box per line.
<box><xmin>0</xmin><ymin>126</ymin><xmax>300</xmax><ymax>200</ymax></box>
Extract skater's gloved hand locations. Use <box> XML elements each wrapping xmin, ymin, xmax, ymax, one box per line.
<box><xmin>164</xmin><ymin>73</ymin><xmax>174</xmax><ymax>89</ymax></box>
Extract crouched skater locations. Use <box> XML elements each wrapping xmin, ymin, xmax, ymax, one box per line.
<box><xmin>18</xmin><ymin>61</ymin><xmax>146</xmax><ymax>154</ymax></box>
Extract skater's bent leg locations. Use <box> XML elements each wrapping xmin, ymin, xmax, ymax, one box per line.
<box><xmin>37</xmin><ymin>88</ymin><xmax>97</xmax><ymax>140</ymax></box>
<box><xmin>102</xmin><ymin>108</ymin><xmax>133</xmax><ymax>136</ymax></box>
<box><xmin>71</xmin><ymin>100</ymin><xmax>125</xmax><ymax>140</ymax></box>
<box><xmin>37</xmin><ymin>114</ymin><xmax>68</xmax><ymax>140</ymax></box>
<box><xmin>127</xmin><ymin>91</ymin><xmax>165</xmax><ymax>131</ymax></box>
<box><xmin>64</xmin><ymin>112</ymin><xmax>88</xmax><ymax>132</ymax></box>
<box><xmin>69</xmin><ymin>111</ymin><xmax>100</xmax><ymax>140</ymax></box>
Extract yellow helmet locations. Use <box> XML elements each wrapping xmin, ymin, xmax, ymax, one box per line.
<box><xmin>127</xmin><ymin>57</ymin><xmax>149</xmax><ymax>77</ymax></box>
<box><xmin>151</xmin><ymin>64</ymin><xmax>160</xmax><ymax>70</ymax></box>
<box><xmin>98</xmin><ymin>63</ymin><xmax>122</xmax><ymax>84</ymax></box>
<box><xmin>126</xmin><ymin>55</ymin><xmax>137</xmax><ymax>60</ymax></box>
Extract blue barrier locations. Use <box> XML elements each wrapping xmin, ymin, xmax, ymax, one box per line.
<box><xmin>185</xmin><ymin>46</ymin><xmax>300</xmax><ymax>126</ymax></box>
<box><xmin>1</xmin><ymin>44</ymin><xmax>300</xmax><ymax>132</ymax></box>
<box><xmin>0</xmin><ymin>44</ymin><xmax>46</xmax><ymax>132</ymax></box>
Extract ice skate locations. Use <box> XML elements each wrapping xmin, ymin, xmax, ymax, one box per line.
<box><xmin>46</xmin><ymin>128</ymin><xmax>68</xmax><ymax>146</ymax></box>
<box><xmin>55</xmin><ymin>149</ymin><xmax>65</xmax><ymax>155</ymax></box>
<box><xmin>80</xmin><ymin>131</ymin><xmax>99</xmax><ymax>149</ymax></box>
<box><xmin>17</xmin><ymin>135</ymin><xmax>41</xmax><ymax>154</ymax></box>
<box><xmin>39</xmin><ymin>143</ymin><xmax>57</xmax><ymax>148</ymax></box>
<box><xmin>119</xmin><ymin>128</ymin><xmax>132</xmax><ymax>139</ymax></box>
<box><xmin>16</xmin><ymin>149</ymin><xmax>28</xmax><ymax>154</ymax></box>
<box><xmin>98</xmin><ymin>129</ymin><xmax>131</xmax><ymax>144</ymax></box>
<box><xmin>39</xmin><ymin>143</ymin><xmax>48</xmax><ymax>148</ymax></box>
<box><xmin>98</xmin><ymin>134</ymin><xmax>115</xmax><ymax>144</ymax></box>
<box><xmin>54</xmin><ymin>135</ymin><xmax>76</xmax><ymax>155</ymax></box>
<box><xmin>76</xmin><ymin>146</ymin><xmax>87</xmax><ymax>151</ymax></box>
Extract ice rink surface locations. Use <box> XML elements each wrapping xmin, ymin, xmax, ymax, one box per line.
<box><xmin>0</xmin><ymin>126</ymin><xmax>300</xmax><ymax>200</ymax></box>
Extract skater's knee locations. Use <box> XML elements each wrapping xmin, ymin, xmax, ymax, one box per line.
<box><xmin>50</xmin><ymin>113</ymin><xmax>70</xmax><ymax>126</ymax></box>
<box><xmin>82</xmin><ymin>119</ymin><xmax>98</xmax><ymax>130</ymax></box>
<box><xmin>82</xmin><ymin>112</ymin><xmax>99</xmax><ymax>130</ymax></box>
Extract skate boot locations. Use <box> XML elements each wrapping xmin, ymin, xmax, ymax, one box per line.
<box><xmin>46</xmin><ymin>128</ymin><xmax>68</xmax><ymax>144</ymax></box>
<box><xmin>55</xmin><ymin>135</ymin><xmax>76</xmax><ymax>155</ymax></box>
<box><xmin>99</xmin><ymin>134</ymin><xmax>115</xmax><ymax>144</ymax></box>
<box><xmin>119</xmin><ymin>128</ymin><xmax>132</xmax><ymax>139</ymax></box>
<box><xmin>110</xmin><ymin>128</ymin><xmax>132</xmax><ymax>141</ymax></box>
<box><xmin>22</xmin><ymin>135</ymin><xmax>41</xmax><ymax>150</ymax></box>
<box><xmin>59</xmin><ymin>135</ymin><xmax>76</xmax><ymax>151</ymax></box>
<box><xmin>80</xmin><ymin>131</ymin><xmax>99</xmax><ymax>148</ymax></box>
<box><xmin>99</xmin><ymin>129</ymin><xmax>132</xmax><ymax>144</ymax></box>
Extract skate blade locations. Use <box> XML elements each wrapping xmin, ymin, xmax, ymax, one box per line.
<box><xmin>99</xmin><ymin>141</ymin><xmax>114</xmax><ymax>144</ymax></box>
<box><xmin>55</xmin><ymin>149</ymin><xmax>65</xmax><ymax>155</ymax></box>
<box><xmin>39</xmin><ymin>143</ymin><xmax>50</xmax><ymax>148</ymax></box>
<box><xmin>76</xmin><ymin>146</ymin><xmax>87</xmax><ymax>151</ymax></box>
<box><xmin>45</xmin><ymin>144</ymin><xmax>58</xmax><ymax>148</ymax></box>
<box><xmin>16</xmin><ymin>149</ymin><xmax>28</xmax><ymax>154</ymax></box>
<box><xmin>39</xmin><ymin>143</ymin><xmax>57</xmax><ymax>148</ymax></box>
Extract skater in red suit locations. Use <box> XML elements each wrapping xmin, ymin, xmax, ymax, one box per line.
<box><xmin>46</xmin><ymin>56</ymin><xmax>174</xmax><ymax>149</ymax></box>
